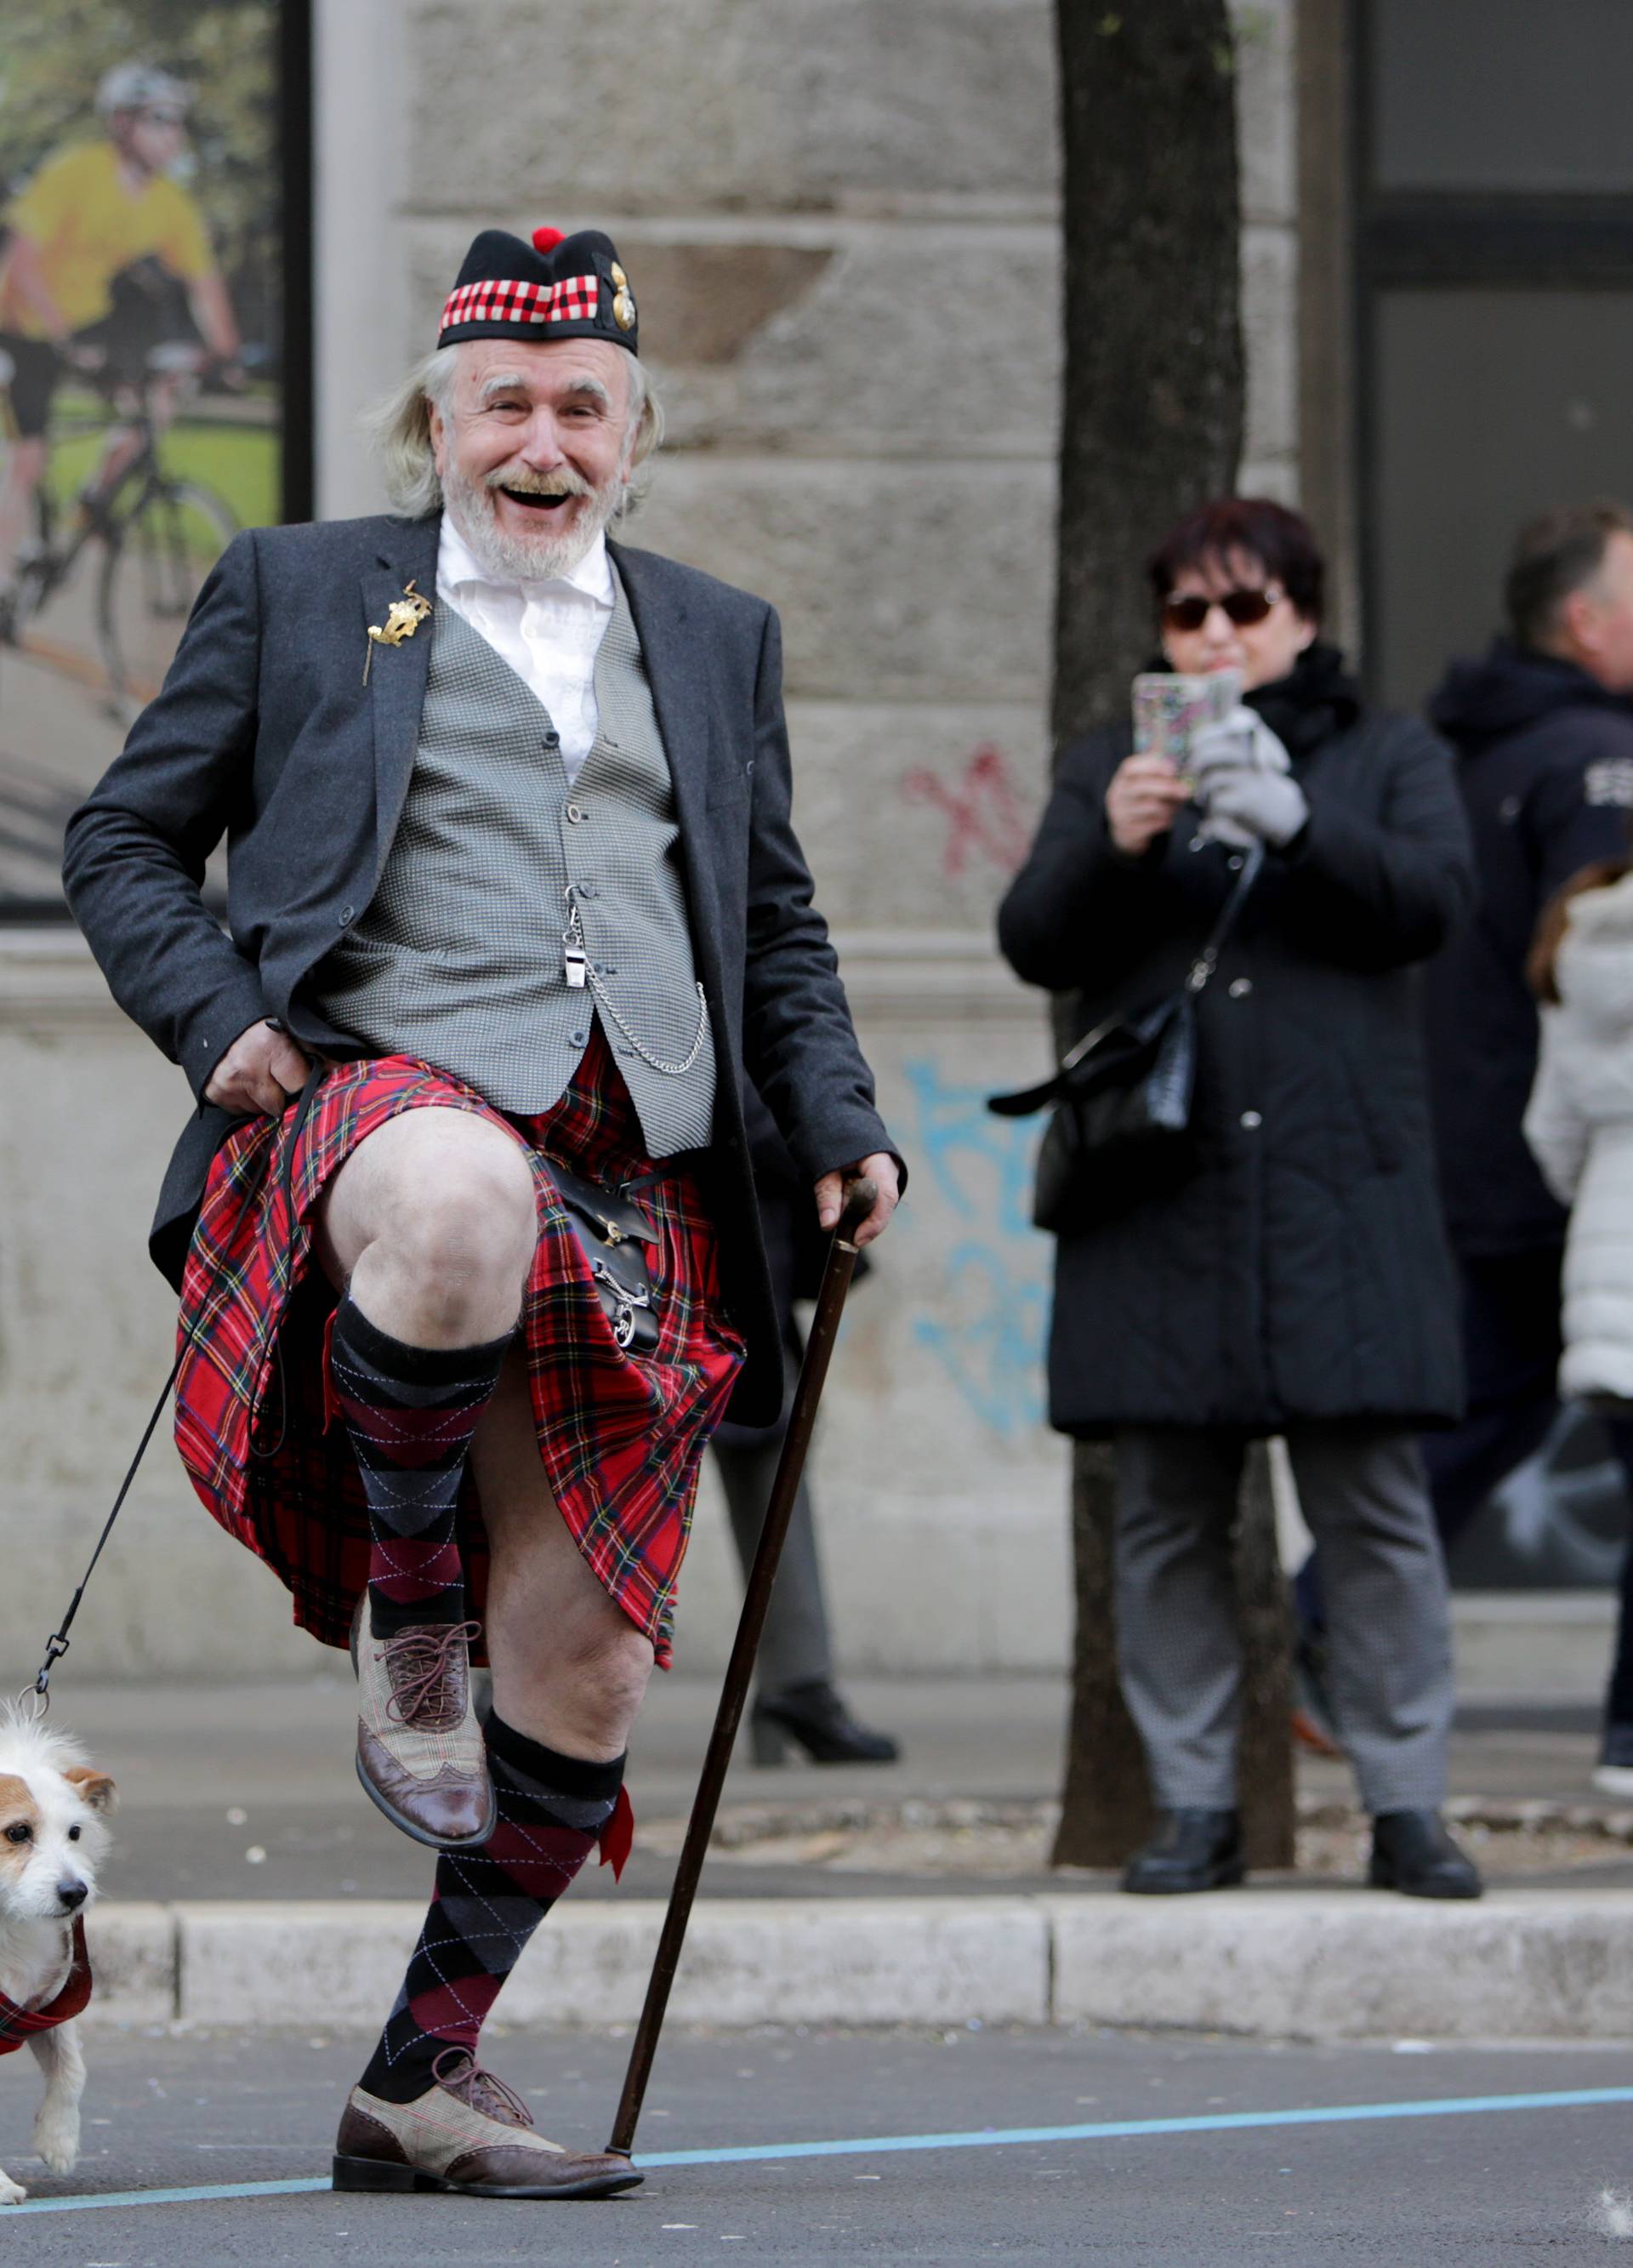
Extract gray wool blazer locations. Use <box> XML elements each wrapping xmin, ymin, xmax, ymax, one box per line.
<box><xmin>62</xmin><ymin>511</ymin><xmax>896</xmax><ymax>1422</ymax></box>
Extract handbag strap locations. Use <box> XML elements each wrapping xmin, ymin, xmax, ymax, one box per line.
<box><xmin>1061</xmin><ymin>841</ymin><xmax>1262</xmax><ymax>1074</ymax></box>
<box><xmin>987</xmin><ymin>842</ymin><xmax>1265</xmax><ymax>1117</ymax></box>
<box><xmin>1181</xmin><ymin>840</ymin><xmax>1264</xmax><ymax>999</ymax></box>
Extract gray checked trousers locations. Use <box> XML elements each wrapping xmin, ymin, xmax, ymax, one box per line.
<box><xmin>1113</xmin><ymin>1425</ymin><xmax>1454</xmax><ymax>1815</ymax></box>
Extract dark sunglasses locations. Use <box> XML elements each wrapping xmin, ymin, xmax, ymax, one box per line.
<box><xmin>1161</xmin><ymin>586</ymin><xmax>1282</xmax><ymax>632</ymax></box>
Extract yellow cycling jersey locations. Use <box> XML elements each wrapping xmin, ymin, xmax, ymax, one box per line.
<box><xmin>1</xmin><ymin>140</ymin><xmax>213</xmax><ymax>339</ymax></box>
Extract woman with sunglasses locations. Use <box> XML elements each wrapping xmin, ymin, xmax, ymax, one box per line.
<box><xmin>999</xmin><ymin>496</ymin><xmax>1481</xmax><ymax>1898</ymax></box>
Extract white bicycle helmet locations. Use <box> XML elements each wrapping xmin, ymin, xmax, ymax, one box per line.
<box><xmin>94</xmin><ymin>64</ymin><xmax>191</xmax><ymax>118</ymax></box>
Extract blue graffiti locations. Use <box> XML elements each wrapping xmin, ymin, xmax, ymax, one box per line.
<box><xmin>901</xmin><ymin>1057</ymin><xmax>1041</xmax><ymax>1240</ymax></box>
<box><xmin>901</xmin><ymin>1057</ymin><xmax>1049</xmax><ymax>1438</ymax></box>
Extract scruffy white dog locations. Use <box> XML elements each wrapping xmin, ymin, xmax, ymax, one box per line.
<box><xmin>0</xmin><ymin>1708</ymin><xmax>115</xmax><ymax>2202</ymax></box>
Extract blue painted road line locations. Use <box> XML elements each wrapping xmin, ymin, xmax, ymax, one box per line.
<box><xmin>14</xmin><ymin>2174</ymin><xmax>330</xmax><ymax>2214</ymax></box>
<box><xmin>12</xmin><ymin>2084</ymin><xmax>1633</xmax><ymax>2214</ymax></box>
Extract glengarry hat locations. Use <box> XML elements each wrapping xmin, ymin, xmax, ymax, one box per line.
<box><xmin>437</xmin><ymin>225</ymin><xmax>638</xmax><ymax>354</ymax></box>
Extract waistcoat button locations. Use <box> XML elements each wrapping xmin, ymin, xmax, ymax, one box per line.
<box><xmin>566</xmin><ymin>802</ymin><xmax>585</xmax><ymax>823</ymax></box>
<box><xmin>1240</xmin><ymin>1110</ymin><xmax>1262</xmax><ymax>1129</ymax></box>
<box><xmin>338</xmin><ymin>904</ymin><xmax>355</xmax><ymax>926</ymax></box>
<box><xmin>1229</xmin><ymin>978</ymin><xmax>1253</xmax><ymax>998</ymax></box>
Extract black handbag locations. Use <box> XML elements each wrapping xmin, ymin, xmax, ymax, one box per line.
<box><xmin>988</xmin><ymin>845</ymin><xmax>1261</xmax><ymax>1236</ymax></box>
<box><xmin>549</xmin><ymin>1160</ymin><xmax>662</xmax><ymax>1356</ymax></box>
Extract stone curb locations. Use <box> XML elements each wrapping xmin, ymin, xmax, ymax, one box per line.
<box><xmin>77</xmin><ymin>1890</ymin><xmax>1633</xmax><ymax>2041</ymax></box>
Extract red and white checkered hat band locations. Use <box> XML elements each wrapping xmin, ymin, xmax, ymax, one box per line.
<box><xmin>439</xmin><ymin>272</ymin><xmax>600</xmax><ymax>336</ymax></box>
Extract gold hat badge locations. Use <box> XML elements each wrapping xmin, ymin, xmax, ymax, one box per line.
<box><xmin>610</xmin><ymin>260</ymin><xmax>636</xmax><ymax>333</ymax></box>
<box><xmin>363</xmin><ymin>580</ymin><xmax>432</xmax><ymax>684</ymax></box>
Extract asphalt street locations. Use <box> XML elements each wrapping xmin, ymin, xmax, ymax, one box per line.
<box><xmin>7</xmin><ymin>2026</ymin><xmax>1633</xmax><ymax>2262</ymax></box>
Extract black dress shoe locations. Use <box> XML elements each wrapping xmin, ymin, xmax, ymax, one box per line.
<box><xmin>1122</xmin><ymin>1808</ymin><xmax>1244</xmax><ymax>1895</ymax></box>
<box><xmin>749</xmin><ymin>1681</ymin><xmax>902</xmax><ymax>1765</ymax></box>
<box><xmin>1368</xmin><ymin>1809</ymin><xmax>1482</xmax><ymax>1900</ymax></box>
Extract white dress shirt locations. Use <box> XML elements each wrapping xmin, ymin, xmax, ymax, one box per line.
<box><xmin>435</xmin><ymin>517</ymin><xmax>615</xmax><ymax>783</ymax></box>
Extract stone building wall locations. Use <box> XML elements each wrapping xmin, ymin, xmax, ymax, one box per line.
<box><xmin>0</xmin><ymin>0</ymin><xmax>1300</xmax><ymax>1679</ymax></box>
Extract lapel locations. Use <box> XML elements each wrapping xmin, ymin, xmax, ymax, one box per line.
<box><xmin>611</xmin><ymin>540</ymin><xmax>724</xmax><ymax>955</ymax></box>
<box><xmin>362</xmin><ymin>515</ymin><xmax>441</xmax><ymax>882</ymax></box>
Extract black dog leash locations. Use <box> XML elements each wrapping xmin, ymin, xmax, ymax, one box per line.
<box><xmin>30</xmin><ymin>1061</ymin><xmax>327</xmax><ymax>1712</ymax></box>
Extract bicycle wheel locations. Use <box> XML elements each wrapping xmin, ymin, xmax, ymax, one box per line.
<box><xmin>95</xmin><ymin>478</ymin><xmax>237</xmax><ymax>718</ymax></box>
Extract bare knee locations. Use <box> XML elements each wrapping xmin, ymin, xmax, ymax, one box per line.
<box><xmin>569</xmin><ymin>1621</ymin><xmax>655</xmax><ymax>1723</ymax></box>
<box><xmin>330</xmin><ymin>1114</ymin><xmax>538</xmax><ymax>1343</ymax></box>
<box><xmin>400</xmin><ymin>1148</ymin><xmax>534</xmax><ymax>1280</ymax></box>
<box><xmin>496</xmin><ymin>1616</ymin><xmax>654</xmax><ymax>1758</ymax></box>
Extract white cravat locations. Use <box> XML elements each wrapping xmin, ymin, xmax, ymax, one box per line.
<box><xmin>435</xmin><ymin>517</ymin><xmax>615</xmax><ymax>783</ymax></box>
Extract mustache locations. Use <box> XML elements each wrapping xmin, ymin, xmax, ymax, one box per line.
<box><xmin>482</xmin><ymin>467</ymin><xmax>596</xmax><ymax>499</ymax></box>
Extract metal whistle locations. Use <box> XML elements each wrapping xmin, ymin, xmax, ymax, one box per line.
<box><xmin>563</xmin><ymin>939</ymin><xmax>589</xmax><ymax>989</ymax></box>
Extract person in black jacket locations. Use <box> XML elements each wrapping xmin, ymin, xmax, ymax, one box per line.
<box><xmin>1417</xmin><ymin>508</ymin><xmax>1633</xmax><ymax>1624</ymax></box>
<box><xmin>999</xmin><ymin>497</ymin><xmax>1480</xmax><ymax>1899</ymax></box>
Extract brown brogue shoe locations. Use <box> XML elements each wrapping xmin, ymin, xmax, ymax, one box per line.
<box><xmin>350</xmin><ymin>1597</ymin><xmax>494</xmax><ymax>1849</ymax></box>
<box><xmin>333</xmin><ymin>2050</ymin><xmax>641</xmax><ymax>2200</ymax></box>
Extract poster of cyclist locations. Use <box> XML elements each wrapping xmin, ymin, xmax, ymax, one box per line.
<box><xmin>0</xmin><ymin>0</ymin><xmax>291</xmax><ymax>909</ymax></box>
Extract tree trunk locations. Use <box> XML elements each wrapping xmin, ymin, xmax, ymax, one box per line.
<box><xmin>1234</xmin><ymin>1445</ymin><xmax>1297</xmax><ymax>1870</ymax></box>
<box><xmin>1048</xmin><ymin>0</ymin><xmax>1293</xmax><ymax>1872</ymax></box>
<box><xmin>1051</xmin><ymin>0</ymin><xmax>1244</xmax><ymax>743</ymax></box>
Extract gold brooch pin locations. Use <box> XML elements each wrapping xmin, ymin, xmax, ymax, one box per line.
<box><xmin>610</xmin><ymin>260</ymin><xmax>636</xmax><ymax>334</ymax></box>
<box><xmin>363</xmin><ymin>580</ymin><xmax>433</xmax><ymax>684</ymax></box>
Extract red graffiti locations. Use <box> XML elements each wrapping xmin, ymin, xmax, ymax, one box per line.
<box><xmin>901</xmin><ymin>744</ymin><xmax>1033</xmax><ymax>880</ymax></box>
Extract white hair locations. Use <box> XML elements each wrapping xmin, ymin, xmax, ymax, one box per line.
<box><xmin>366</xmin><ymin>342</ymin><xmax>663</xmax><ymax>520</ymax></box>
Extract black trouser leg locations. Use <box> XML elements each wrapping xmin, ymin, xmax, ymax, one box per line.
<box><xmin>1601</xmin><ymin>1416</ymin><xmax>1633</xmax><ymax>1731</ymax></box>
<box><xmin>712</xmin><ymin>1330</ymin><xmax>834</xmax><ymax>1701</ymax></box>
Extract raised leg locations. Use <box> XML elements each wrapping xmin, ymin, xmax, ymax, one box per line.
<box><xmin>315</xmin><ymin>1106</ymin><xmax>539</xmax><ymax>1847</ymax></box>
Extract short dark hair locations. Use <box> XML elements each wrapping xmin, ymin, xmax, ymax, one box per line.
<box><xmin>1147</xmin><ymin>496</ymin><xmax>1325</xmax><ymax>624</ymax></box>
<box><xmin>1505</xmin><ymin>502</ymin><xmax>1633</xmax><ymax>649</ymax></box>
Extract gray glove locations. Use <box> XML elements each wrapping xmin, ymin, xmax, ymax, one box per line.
<box><xmin>1188</xmin><ymin>709</ymin><xmax>1306</xmax><ymax>848</ymax></box>
<box><xmin>1198</xmin><ymin>765</ymin><xmax>1309</xmax><ymax>848</ymax></box>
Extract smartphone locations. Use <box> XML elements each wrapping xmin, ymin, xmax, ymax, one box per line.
<box><xmin>1132</xmin><ymin>670</ymin><xmax>1243</xmax><ymax>780</ymax></box>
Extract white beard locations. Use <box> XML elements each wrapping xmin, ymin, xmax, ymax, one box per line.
<box><xmin>440</xmin><ymin>460</ymin><xmax>621</xmax><ymax>584</ymax></box>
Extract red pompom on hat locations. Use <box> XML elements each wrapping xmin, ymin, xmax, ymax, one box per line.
<box><xmin>437</xmin><ymin>225</ymin><xmax>637</xmax><ymax>352</ymax></box>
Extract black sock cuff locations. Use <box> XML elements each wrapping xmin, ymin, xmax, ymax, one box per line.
<box><xmin>333</xmin><ymin>1296</ymin><xmax>515</xmax><ymax>1388</ymax></box>
<box><xmin>485</xmin><ymin>1712</ymin><xmax>626</xmax><ymax>1803</ymax></box>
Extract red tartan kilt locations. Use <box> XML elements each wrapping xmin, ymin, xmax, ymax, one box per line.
<box><xmin>174</xmin><ymin>1029</ymin><xmax>743</xmax><ymax>1669</ymax></box>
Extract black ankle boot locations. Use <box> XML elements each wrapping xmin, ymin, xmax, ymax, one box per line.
<box><xmin>749</xmin><ymin>1681</ymin><xmax>901</xmax><ymax>1765</ymax></box>
<box><xmin>1368</xmin><ymin>1809</ymin><xmax>1482</xmax><ymax>1900</ymax></box>
<box><xmin>1122</xmin><ymin>1808</ymin><xmax>1244</xmax><ymax>1895</ymax></box>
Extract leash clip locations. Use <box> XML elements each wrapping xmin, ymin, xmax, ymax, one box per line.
<box><xmin>31</xmin><ymin>1633</ymin><xmax>71</xmax><ymax>1710</ymax></box>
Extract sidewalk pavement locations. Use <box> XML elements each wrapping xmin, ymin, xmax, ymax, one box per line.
<box><xmin>22</xmin><ymin>1593</ymin><xmax>1633</xmax><ymax>2043</ymax></box>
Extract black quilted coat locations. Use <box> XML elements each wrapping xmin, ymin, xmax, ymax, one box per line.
<box><xmin>997</xmin><ymin>652</ymin><xmax>1473</xmax><ymax>1438</ymax></box>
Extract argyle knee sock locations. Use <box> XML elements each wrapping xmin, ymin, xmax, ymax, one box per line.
<box><xmin>360</xmin><ymin>1717</ymin><xmax>623</xmax><ymax>2104</ymax></box>
<box><xmin>327</xmin><ymin>1296</ymin><xmax>514</xmax><ymax>1640</ymax></box>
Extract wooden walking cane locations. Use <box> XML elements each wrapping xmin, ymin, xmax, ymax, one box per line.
<box><xmin>606</xmin><ymin>1173</ymin><xmax>879</xmax><ymax>2159</ymax></box>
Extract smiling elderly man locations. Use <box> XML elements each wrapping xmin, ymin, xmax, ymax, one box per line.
<box><xmin>63</xmin><ymin>224</ymin><xmax>899</xmax><ymax>2202</ymax></box>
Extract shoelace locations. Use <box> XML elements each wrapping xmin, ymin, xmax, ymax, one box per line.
<box><xmin>431</xmin><ymin>2047</ymin><xmax>532</xmax><ymax>2128</ymax></box>
<box><xmin>382</xmin><ymin>1620</ymin><xmax>481</xmax><ymax>1731</ymax></box>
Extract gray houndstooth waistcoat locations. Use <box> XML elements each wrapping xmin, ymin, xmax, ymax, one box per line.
<box><xmin>313</xmin><ymin>567</ymin><xmax>717</xmax><ymax>1154</ymax></box>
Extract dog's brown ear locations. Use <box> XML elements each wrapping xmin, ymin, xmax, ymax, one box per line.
<box><xmin>62</xmin><ymin>1767</ymin><xmax>117</xmax><ymax>1815</ymax></box>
